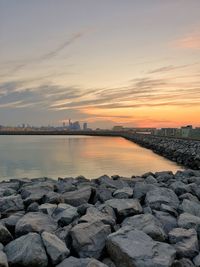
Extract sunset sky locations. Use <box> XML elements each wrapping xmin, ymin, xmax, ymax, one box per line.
<box><xmin>0</xmin><ymin>0</ymin><xmax>200</xmax><ymax>128</ymax></box>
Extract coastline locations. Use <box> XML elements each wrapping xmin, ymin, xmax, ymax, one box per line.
<box><xmin>1</xmin><ymin>170</ymin><xmax>200</xmax><ymax>266</ymax></box>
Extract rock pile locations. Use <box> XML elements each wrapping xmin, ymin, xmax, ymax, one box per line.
<box><xmin>1</xmin><ymin>169</ymin><xmax>200</xmax><ymax>266</ymax></box>
<box><xmin>123</xmin><ymin>133</ymin><xmax>200</xmax><ymax>170</ymax></box>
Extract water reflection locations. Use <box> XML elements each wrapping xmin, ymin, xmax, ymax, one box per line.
<box><xmin>0</xmin><ymin>135</ymin><xmax>183</xmax><ymax>180</ymax></box>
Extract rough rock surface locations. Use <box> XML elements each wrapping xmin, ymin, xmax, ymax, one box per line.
<box><xmin>1</xmin><ymin>170</ymin><xmax>200</xmax><ymax>266</ymax></box>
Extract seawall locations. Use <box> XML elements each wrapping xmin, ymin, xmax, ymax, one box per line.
<box><xmin>122</xmin><ymin>133</ymin><xmax>200</xmax><ymax>170</ymax></box>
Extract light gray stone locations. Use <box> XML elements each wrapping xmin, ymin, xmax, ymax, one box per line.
<box><xmin>42</xmin><ymin>231</ymin><xmax>70</xmax><ymax>265</ymax></box>
<box><xmin>5</xmin><ymin>232</ymin><xmax>48</xmax><ymax>267</ymax></box>
<box><xmin>122</xmin><ymin>214</ymin><xmax>166</xmax><ymax>241</ymax></box>
<box><xmin>70</xmin><ymin>220</ymin><xmax>111</xmax><ymax>259</ymax></box>
<box><xmin>106</xmin><ymin>228</ymin><xmax>176</xmax><ymax>267</ymax></box>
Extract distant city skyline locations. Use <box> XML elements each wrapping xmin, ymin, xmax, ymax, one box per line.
<box><xmin>0</xmin><ymin>1</ymin><xmax>200</xmax><ymax>128</ymax></box>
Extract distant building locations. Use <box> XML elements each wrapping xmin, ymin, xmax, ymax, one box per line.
<box><xmin>83</xmin><ymin>123</ymin><xmax>88</xmax><ymax>130</ymax></box>
<box><xmin>68</xmin><ymin>120</ymin><xmax>81</xmax><ymax>131</ymax></box>
<box><xmin>181</xmin><ymin>125</ymin><xmax>193</xmax><ymax>138</ymax></box>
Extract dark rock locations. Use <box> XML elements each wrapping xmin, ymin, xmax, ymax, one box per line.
<box><xmin>38</xmin><ymin>203</ymin><xmax>57</xmax><ymax>216</ymax></box>
<box><xmin>41</xmin><ymin>231</ymin><xmax>70</xmax><ymax>265</ymax></box>
<box><xmin>94</xmin><ymin>175</ymin><xmax>128</xmax><ymax>189</ymax></box>
<box><xmin>0</xmin><ymin>195</ymin><xmax>24</xmax><ymax>215</ymax></box>
<box><xmin>144</xmin><ymin>175</ymin><xmax>157</xmax><ymax>184</ymax></box>
<box><xmin>15</xmin><ymin>212</ymin><xmax>57</xmax><ymax>236</ymax></box>
<box><xmin>105</xmin><ymin>199</ymin><xmax>142</xmax><ymax>220</ymax></box>
<box><xmin>170</xmin><ymin>181</ymin><xmax>190</xmax><ymax>196</ymax></box>
<box><xmin>4</xmin><ymin>232</ymin><xmax>48</xmax><ymax>267</ymax></box>
<box><xmin>62</xmin><ymin>186</ymin><xmax>92</xmax><ymax>207</ymax></box>
<box><xmin>54</xmin><ymin>225</ymin><xmax>73</xmax><ymax>248</ymax></box>
<box><xmin>2</xmin><ymin>212</ymin><xmax>24</xmax><ymax>233</ymax></box>
<box><xmin>133</xmin><ymin>182</ymin><xmax>157</xmax><ymax>200</ymax></box>
<box><xmin>122</xmin><ymin>213</ymin><xmax>166</xmax><ymax>241</ymax></box>
<box><xmin>70</xmin><ymin>220</ymin><xmax>111</xmax><ymax>259</ymax></box>
<box><xmin>106</xmin><ymin>228</ymin><xmax>176</xmax><ymax>267</ymax></box>
<box><xmin>95</xmin><ymin>188</ymin><xmax>114</xmax><ymax>203</ymax></box>
<box><xmin>169</xmin><ymin>228</ymin><xmax>199</xmax><ymax>258</ymax></box>
<box><xmin>193</xmin><ymin>253</ymin><xmax>200</xmax><ymax>266</ymax></box>
<box><xmin>172</xmin><ymin>258</ymin><xmax>195</xmax><ymax>267</ymax></box>
<box><xmin>102</xmin><ymin>258</ymin><xmax>116</xmax><ymax>267</ymax></box>
<box><xmin>179</xmin><ymin>193</ymin><xmax>199</xmax><ymax>203</ymax></box>
<box><xmin>77</xmin><ymin>203</ymin><xmax>93</xmax><ymax>215</ymax></box>
<box><xmin>153</xmin><ymin>210</ymin><xmax>177</xmax><ymax>233</ymax></box>
<box><xmin>180</xmin><ymin>200</ymin><xmax>200</xmax><ymax>217</ymax></box>
<box><xmin>0</xmin><ymin>224</ymin><xmax>13</xmax><ymax>245</ymax></box>
<box><xmin>160</xmin><ymin>204</ymin><xmax>178</xmax><ymax>217</ymax></box>
<box><xmin>27</xmin><ymin>202</ymin><xmax>39</xmax><ymax>212</ymax></box>
<box><xmin>42</xmin><ymin>191</ymin><xmax>63</xmax><ymax>204</ymax></box>
<box><xmin>52</xmin><ymin>203</ymin><xmax>79</xmax><ymax>226</ymax></box>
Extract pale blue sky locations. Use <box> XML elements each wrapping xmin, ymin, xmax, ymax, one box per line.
<box><xmin>0</xmin><ymin>0</ymin><xmax>200</xmax><ymax>128</ymax></box>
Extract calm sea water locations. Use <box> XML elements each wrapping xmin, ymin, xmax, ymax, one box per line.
<box><xmin>0</xmin><ymin>135</ymin><xmax>183</xmax><ymax>180</ymax></box>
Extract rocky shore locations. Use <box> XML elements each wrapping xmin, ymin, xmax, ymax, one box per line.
<box><xmin>123</xmin><ymin>133</ymin><xmax>200</xmax><ymax>170</ymax></box>
<box><xmin>1</xmin><ymin>170</ymin><xmax>200</xmax><ymax>266</ymax></box>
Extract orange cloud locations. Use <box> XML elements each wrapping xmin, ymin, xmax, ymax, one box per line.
<box><xmin>173</xmin><ymin>32</ymin><xmax>200</xmax><ymax>49</ymax></box>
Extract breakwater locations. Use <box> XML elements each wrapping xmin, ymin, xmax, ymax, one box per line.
<box><xmin>1</xmin><ymin>170</ymin><xmax>200</xmax><ymax>266</ymax></box>
<box><xmin>122</xmin><ymin>133</ymin><xmax>200</xmax><ymax>170</ymax></box>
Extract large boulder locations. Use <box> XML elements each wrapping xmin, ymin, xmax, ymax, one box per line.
<box><xmin>56</xmin><ymin>256</ymin><xmax>107</xmax><ymax>267</ymax></box>
<box><xmin>41</xmin><ymin>231</ymin><xmax>70</xmax><ymax>265</ymax></box>
<box><xmin>180</xmin><ymin>200</ymin><xmax>200</xmax><ymax>217</ymax></box>
<box><xmin>133</xmin><ymin>182</ymin><xmax>157</xmax><ymax>200</ymax></box>
<box><xmin>0</xmin><ymin>224</ymin><xmax>13</xmax><ymax>245</ymax></box>
<box><xmin>178</xmin><ymin>213</ymin><xmax>200</xmax><ymax>231</ymax></box>
<box><xmin>38</xmin><ymin>203</ymin><xmax>57</xmax><ymax>216</ymax></box>
<box><xmin>15</xmin><ymin>212</ymin><xmax>57</xmax><ymax>236</ymax></box>
<box><xmin>170</xmin><ymin>181</ymin><xmax>190</xmax><ymax>196</ymax></box>
<box><xmin>105</xmin><ymin>199</ymin><xmax>142</xmax><ymax>220</ymax></box>
<box><xmin>4</xmin><ymin>233</ymin><xmax>48</xmax><ymax>267</ymax></box>
<box><xmin>94</xmin><ymin>175</ymin><xmax>128</xmax><ymax>189</ymax></box>
<box><xmin>62</xmin><ymin>186</ymin><xmax>93</xmax><ymax>207</ymax></box>
<box><xmin>70</xmin><ymin>220</ymin><xmax>111</xmax><ymax>259</ymax></box>
<box><xmin>169</xmin><ymin>228</ymin><xmax>199</xmax><ymax>258</ymax></box>
<box><xmin>145</xmin><ymin>187</ymin><xmax>179</xmax><ymax>209</ymax></box>
<box><xmin>52</xmin><ymin>203</ymin><xmax>79</xmax><ymax>226</ymax></box>
<box><xmin>122</xmin><ymin>214</ymin><xmax>166</xmax><ymax>241</ymax></box>
<box><xmin>106</xmin><ymin>228</ymin><xmax>176</xmax><ymax>267</ymax></box>
<box><xmin>3</xmin><ymin>212</ymin><xmax>25</xmax><ymax>233</ymax></box>
<box><xmin>0</xmin><ymin>195</ymin><xmax>24</xmax><ymax>215</ymax></box>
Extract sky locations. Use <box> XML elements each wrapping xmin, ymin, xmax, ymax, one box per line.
<box><xmin>0</xmin><ymin>0</ymin><xmax>200</xmax><ymax>129</ymax></box>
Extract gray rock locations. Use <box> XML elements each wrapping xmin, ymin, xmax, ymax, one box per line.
<box><xmin>42</xmin><ymin>231</ymin><xmax>70</xmax><ymax>265</ymax></box>
<box><xmin>27</xmin><ymin>202</ymin><xmax>39</xmax><ymax>212</ymax></box>
<box><xmin>170</xmin><ymin>181</ymin><xmax>190</xmax><ymax>196</ymax></box>
<box><xmin>179</xmin><ymin>193</ymin><xmax>199</xmax><ymax>203</ymax></box>
<box><xmin>15</xmin><ymin>212</ymin><xmax>57</xmax><ymax>236</ymax></box>
<box><xmin>0</xmin><ymin>244</ymin><xmax>3</xmax><ymax>250</ymax></box>
<box><xmin>122</xmin><ymin>214</ymin><xmax>166</xmax><ymax>241</ymax></box>
<box><xmin>0</xmin><ymin>250</ymin><xmax>8</xmax><ymax>267</ymax></box>
<box><xmin>62</xmin><ymin>186</ymin><xmax>92</xmax><ymax>207</ymax></box>
<box><xmin>54</xmin><ymin>225</ymin><xmax>73</xmax><ymax>248</ymax></box>
<box><xmin>154</xmin><ymin>171</ymin><xmax>174</xmax><ymax>183</ymax></box>
<box><xmin>52</xmin><ymin>203</ymin><xmax>79</xmax><ymax>226</ymax></box>
<box><xmin>172</xmin><ymin>258</ymin><xmax>195</xmax><ymax>267</ymax></box>
<box><xmin>178</xmin><ymin>213</ymin><xmax>200</xmax><ymax>231</ymax></box>
<box><xmin>105</xmin><ymin>199</ymin><xmax>142</xmax><ymax>219</ymax></box>
<box><xmin>43</xmin><ymin>191</ymin><xmax>63</xmax><ymax>204</ymax></box>
<box><xmin>3</xmin><ymin>212</ymin><xmax>25</xmax><ymax>233</ymax></box>
<box><xmin>160</xmin><ymin>204</ymin><xmax>178</xmax><ymax>217</ymax></box>
<box><xmin>113</xmin><ymin>187</ymin><xmax>133</xmax><ymax>199</ymax></box>
<box><xmin>38</xmin><ymin>203</ymin><xmax>57</xmax><ymax>216</ymax></box>
<box><xmin>106</xmin><ymin>228</ymin><xmax>176</xmax><ymax>267</ymax></box>
<box><xmin>0</xmin><ymin>224</ymin><xmax>13</xmax><ymax>245</ymax></box>
<box><xmin>5</xmin><ymin>232</ymin><xmax>48</xmax><ymax>267</ymax></box>
<box><xmin>79</xmin><ymin>207</ymin><xmax>115</xmax><ymax>226</ymax></box>
<box><xmin>102</xmin><ymin>258</ymin><xmax>116</xmax><ymax>267</ymax></box>
<box><xmin>180</xmin><ymin>200</ymin><xmax>200</xmax><ymax>217</ymax></box>
<box><xmin>133</xmin><ymin>182</ymin><xmax>157</xmax><ymax>200</ymax></box>
<box><xmin>169</xmin><ymin>228</ymin><xmax>199</xmax><ymax>258</ymax></box>
<box><xmin>153</xmin><ymin>210</ymin><xmax>177</xmax><ymax>233</ymax></box>
<box><xmin>56</xmin><ymin>256</ymin><xmax>107</xmax><ymax>267</ymax></box>
<box><xmin>70</xmin><ymin>220</ymin><xmax>111</xmax><ymax>259</ymax></box>
<box><xmin>193</xmin><ymin>253</ymin><xmax>200</xmax><ymax>266</ymax></box>
<box><xmin>77</xmin><ymin>203</ymin><xmax>94</xmax><ymax>215</ymax></box>
<box><xmin>0</xmin><ymin>195</ymin><xmax>24</xmax><ymax>215</ymax></box>
<box><xmin>144</xmin><ymin>175</ymin><xmax>157</xmax><ymax>184</ymax></box>
<box><xmin>146</xmin><ymin>187</ymin><xmax>179</xmax><ymax>209</ymax></box>
<box><xmin>95</xmin><ymin>188</ymin><xmax>114</xmax><ymax>203</ymax></box>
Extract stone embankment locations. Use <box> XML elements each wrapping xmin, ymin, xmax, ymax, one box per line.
<box><xmin>1</xmin><ymin>170</ymin><xmax>200</xmax><ymax>266</ymax></box>
<box><xmin>123</xmin><ymin>133</ymin><xmax>200</xmax><ymax>170</ymax></box>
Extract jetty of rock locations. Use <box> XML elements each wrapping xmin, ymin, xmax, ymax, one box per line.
<box><xmin>1</xmin><ymin>169</ymin><xmax>200</xmax><ymax>266</ymax></box>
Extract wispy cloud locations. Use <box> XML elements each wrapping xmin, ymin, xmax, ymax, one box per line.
<box><xmin>173</xmin><ymin>32</ymin><xmax>200</xmax><ymax>50</ymax></box>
